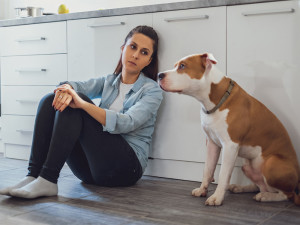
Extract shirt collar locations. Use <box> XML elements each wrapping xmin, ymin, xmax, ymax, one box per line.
<box><xmin>112</xmin><ymin>73</ymin><xmax>147</xmax><ymax>93</ymax></box>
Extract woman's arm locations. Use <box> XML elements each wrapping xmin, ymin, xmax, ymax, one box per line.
<box><xmin>59</xmin><ymin>76</ymin><xmax>106</xmax><ymax>99</ymax></box>
<box><xmin>81</xmin><ymin>102</ymin><xmax>106</xmax><ymax>126</ymax></box>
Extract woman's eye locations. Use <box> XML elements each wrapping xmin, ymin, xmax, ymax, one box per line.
<box><xmin>141</xmin><ymin>51</ymin><xmax>148</xmax><ymax>55</ymax></box>
<box><xmin>179</xmin><ymin>64</ymin><xmax>185</xmax><ymax>69</ymax></box>
<box><xmin>130</xmin><ymin>44</ymin><xmax>136</xmax><ymax>49</ymax></box>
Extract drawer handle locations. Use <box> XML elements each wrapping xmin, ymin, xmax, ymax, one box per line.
<box><xmin>242</xmin><ymin>8</ymin><xmax>295</xmax><ymax>16</ymax></box>
<box><xmin>15</xmin><ymin>37</ymin><xmax>46</xmax><ymax>42</ymax></box>
<box><xmin>16</xmin><ymin>68</ymin><xmax>47</xmax><ymax>72</ymax></box>
<box><xmin>88</xmin><ymin>22</ymin><xmax>125</xmax><ymax>28</ymax></box>
<box><xmin>16</xmin><ymin>129</ymin><xmax>33</xmax><ymax>133</ymax></box>
<box><xmin>164</xmin><ymin>15</ymin><xmax>209</xmax><ymax>22</ymax></box>
<box><xmin>16</xmin><ymin>99</ymin><xmax>39</xmax><ymax>104</ymax></box>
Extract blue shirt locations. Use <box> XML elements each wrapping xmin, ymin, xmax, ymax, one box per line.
<box><xmin>63</xmin><ymin>73</ymin><xmax>163</xmax><ymax>172</ymax></box>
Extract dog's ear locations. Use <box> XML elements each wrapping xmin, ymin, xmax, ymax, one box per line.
<box><xmin>201</xmin><ymin>53</ymin><xmax>218</xmax><ymax>72</ymax></box>
<box><xmin>202</xmin><ymin>53</ymin><xmax>218</xmax><ymax>64</ymax></box>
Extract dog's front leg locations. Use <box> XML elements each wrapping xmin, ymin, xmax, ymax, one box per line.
<box><xmin>205</xmin><ymin>142</ymin><xmax>239</xmax><ymax>206</ymax></box>
<box><xmin>192</xmin><ymin>138</ymin><xmax>221</xmax><ymax>197</ymax></box>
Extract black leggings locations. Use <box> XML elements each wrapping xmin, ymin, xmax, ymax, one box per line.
<box><xmin>27</xmin><ymin>92</ymin><xmax>143</xmax><ymax>187</ymax></box>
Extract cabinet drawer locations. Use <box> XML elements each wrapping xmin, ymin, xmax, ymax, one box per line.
<box><xmin>0</xmin><ymin>22</ymin><xmax>66</xmax><ymax>56</ymax></box>
<box><xmin>2</xmin><ymin>115</ymin><xmax>35</xmax><ymax>146</ymax></box>
<box><xmin>1</xmin><ymin>54</ymin><xmax>67</xmax><ymax>85</ymax></box>
<box><xmin>2</xmin><ymin>86</ymin><xmax>55</xmax><ymax>115</ymax></box>
<box><xmin>5</xmin><ymin>144</ymin><xmax>31</xmax><ymax>160</ymax></box>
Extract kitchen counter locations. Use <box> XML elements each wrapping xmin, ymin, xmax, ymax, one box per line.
<box><xmin>0</xmin><ymin>0</ymin><xmax>286</xmax><ymax>27</ymax></box>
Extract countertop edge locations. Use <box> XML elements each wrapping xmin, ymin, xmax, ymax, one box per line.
<box><xmin>0</xmin><ymin>0</ymin><xmax>288</xmax><ymax>27</ymax></box>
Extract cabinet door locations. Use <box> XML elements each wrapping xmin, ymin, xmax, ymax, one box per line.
<box><xmin>227</xmin><ymin>1</ymin><xmax>300</xmax><ymax>163</ymax></box>
<box><xmin>151</xmin><ymin>7</ymin><xmax>226</xmax><ymax>163</ymax></box>
<box><xmin>67</xmin><ymin>14</ymin><xmax>152</xmax><ymax>81</ymax></box>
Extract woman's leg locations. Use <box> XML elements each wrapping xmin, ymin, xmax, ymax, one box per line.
<box><xmin>66</xmin><ymin>140</ymin><xmax>95</xmax><ymax>184</ymax></box>
<box><xmin>9</xmin><ymin>92</ymin><xmax>142</xmax><ymax>198</ymax></box>
<box><xmin>28</xmin><ymin>93</ymin><xmax>58</xmax><ymax>177</ymax></box>
<box><xmin>67</xmin><ymin>95</ymin><xmax>143</xmax><ymax>187</ymax></box>
<box><xmin>10</xmin><ymin>93</ymin><xmax>85</xmax><ymax>198</ymax></box>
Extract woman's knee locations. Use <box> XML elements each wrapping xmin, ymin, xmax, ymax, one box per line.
<box><xmin>41</xmin><ymin>92</ymin><xmax>55</xmax><ymax>103</ymax></box>
<box><xmin>37</xmin><ymin>92</ymin><xmax>55</xmax><ymax>111</ymax></box>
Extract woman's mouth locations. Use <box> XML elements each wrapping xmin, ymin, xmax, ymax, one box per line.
<box><xmin>128</xmin><ymin>61</ymin><xmax>136</xmax><ymax>66</ymax></box>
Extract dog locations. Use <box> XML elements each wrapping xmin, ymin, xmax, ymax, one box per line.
<box><xmin>157</xmin><ymin>53</ymin><xmax>300</xmax><ymax>206</ymax></box>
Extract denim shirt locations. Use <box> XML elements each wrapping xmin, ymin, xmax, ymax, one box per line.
<box><xmin>62</xmin><ymin>73</ymin><xmax>163</xmax><ymax>172</ymax></box>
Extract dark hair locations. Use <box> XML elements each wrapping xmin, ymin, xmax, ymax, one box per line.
<box><xmin>113</xmin><ymin>25</ymin><xmax>159</xmax><ymax>81</ymax></box>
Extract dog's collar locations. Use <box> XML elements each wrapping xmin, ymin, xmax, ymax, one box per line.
<box><xmin>203</xmin><ymin>79</ymin><xmax>235</xmax><ymax>114</ymax></box>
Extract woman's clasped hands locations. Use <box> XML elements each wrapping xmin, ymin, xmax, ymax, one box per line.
<box><xmin>52</xmin><ymin>84</ymin><xmax>86</xmax><ymax>112</ymax></box>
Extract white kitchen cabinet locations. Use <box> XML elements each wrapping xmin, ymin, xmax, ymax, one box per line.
<box><xmin>0</xmin><ymin>22</ymin><xmax>67</xmax><ymax>159</ymax></box>
<box><xmin>145</xmin><ymin>7</ymin><xmax>230</xmax><ymax>182</ymax></box>
<box><xmin>227</xmin><ymin>0</ymin><xmax>300</xmax><ymax>164</ymax></box>
<box><xmin>67</xmin><ymin>14</ymin><xmax>153</xmax><ymax>82</ymax></box>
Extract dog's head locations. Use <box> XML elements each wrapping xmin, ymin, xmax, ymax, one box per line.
<box><xmin>157</xmin><ymin>53</ymin><xmax>217</xmax><ymax>94</ymax></box>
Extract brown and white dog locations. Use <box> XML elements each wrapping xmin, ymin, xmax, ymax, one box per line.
<box><xmin>157</xmin><ymin>53</ymin><xmax>300</xmax><ymax>206</ymax></box>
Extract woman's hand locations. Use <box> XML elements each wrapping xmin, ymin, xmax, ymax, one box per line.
<box><xmin>53</xmin><ymin>84</ymin><xmax>86</xmax><ymax>112</ymax></box>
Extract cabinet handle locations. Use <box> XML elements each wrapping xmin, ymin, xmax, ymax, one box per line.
<box><xmin>16</xmin><ymin>129</ymin><xmax>33</xmax><ymax>133</ymax></box>
<box><xmin>15</xmin><ymin>37</ymin><xmax>46</xmax><ymax>42</ymax></box>
<box><xmin>242</xmin><ymin>8</ymin><xmax>295</xmax><ymax>16</ymax></box>
<box><xmin>16</xmin><ymin>99</ymin><xmax>39</xmax><ymax>104</ymax></box>
<box><xmin>164</xmin><ymin>15</ymin><xmax>209</xmax><ymax>22</ymax></box>
<box><xmin>16</xmin><ymin>68</ymin><xmax>47</xmax><ymax>72</ymax></box>
<box><xmin>88</xmin><ymin>22</ymin><xmax>125</xmax><ymax>28</ymax></box>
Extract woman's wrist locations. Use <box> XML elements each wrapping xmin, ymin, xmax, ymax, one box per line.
<box><xmin>81</xmin><ymin>101</ymin><xmax>90</xmax><ymax>110</ymax></box>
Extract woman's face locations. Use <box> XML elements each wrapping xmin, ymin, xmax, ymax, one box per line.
<box><xmin>121</xmin><ymin>33</ymin><xmax>154</xmax><ymax>76</ymax></box>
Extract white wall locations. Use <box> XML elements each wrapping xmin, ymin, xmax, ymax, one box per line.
<box><xmin>1</xmin><ymin>0</ymin><xmax>193</xmax><ymax>19</ymax></box>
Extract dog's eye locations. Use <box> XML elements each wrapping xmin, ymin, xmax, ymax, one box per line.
<box><xmin>179</xmin><ymin>64</ymin><xmax>185</xmax><ymax>70</ymax></box>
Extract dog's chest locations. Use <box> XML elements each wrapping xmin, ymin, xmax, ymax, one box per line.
<box><xmin>200</xmin><ymin>109</ymin><xmax>231</xmax><ymax>147</ymax></box>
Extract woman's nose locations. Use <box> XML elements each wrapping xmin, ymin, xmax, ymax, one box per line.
<box><xmin>132</xmin><ymin>51</ymin><xmax>139</xmax><ymax>59</ymax></box>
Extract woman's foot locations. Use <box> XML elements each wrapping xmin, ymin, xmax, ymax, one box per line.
<box><xmin>10</xmin><ymin>176</ymin><xmax>58</xmax><ymax>199</ymax></box>
<box><xmin>0</xmin><ymin>176</ymin><xmax>36</xmax><ymax>196</ymax></box>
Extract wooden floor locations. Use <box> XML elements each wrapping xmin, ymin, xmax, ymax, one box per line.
<box><xmin>0</xmin><ymin>154</ymin><xmax>300</xmax><ymax>225</ymax></box>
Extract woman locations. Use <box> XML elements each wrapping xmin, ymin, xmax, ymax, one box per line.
<box><xmin>0</xmin><ymin>25</ymin><xmax>163</xmax><ymax>199</ymax></box>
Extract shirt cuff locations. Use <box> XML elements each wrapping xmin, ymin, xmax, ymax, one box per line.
<box><xmin>103</xmin><ymin>109</ymin><xmax>117</xmax><ymax>132</ymax></box>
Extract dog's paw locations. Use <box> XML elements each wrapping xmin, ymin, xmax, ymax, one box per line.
<box><xmin>192</xmin><ymin>187</ymin><xmax>207</xmax><ymax>197</ymax></box>
<box><xmin>228</xmin><ymin>184</ymin><xmax>243</xmax><ymax>193</ymax></box>
<box><xmin>205</xmin><ymin>194</ymin><xmax>224</xmax><ymax>206</ymax></box>
<box><xmin>253</xmin><ymin>192</ymin><xmax>288</xmax><ymax>202</ymax></box>
<box><xmin>254</xmin><ymin>192</ymin><xmax>269</xmax><ymax>202</ymax></box>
